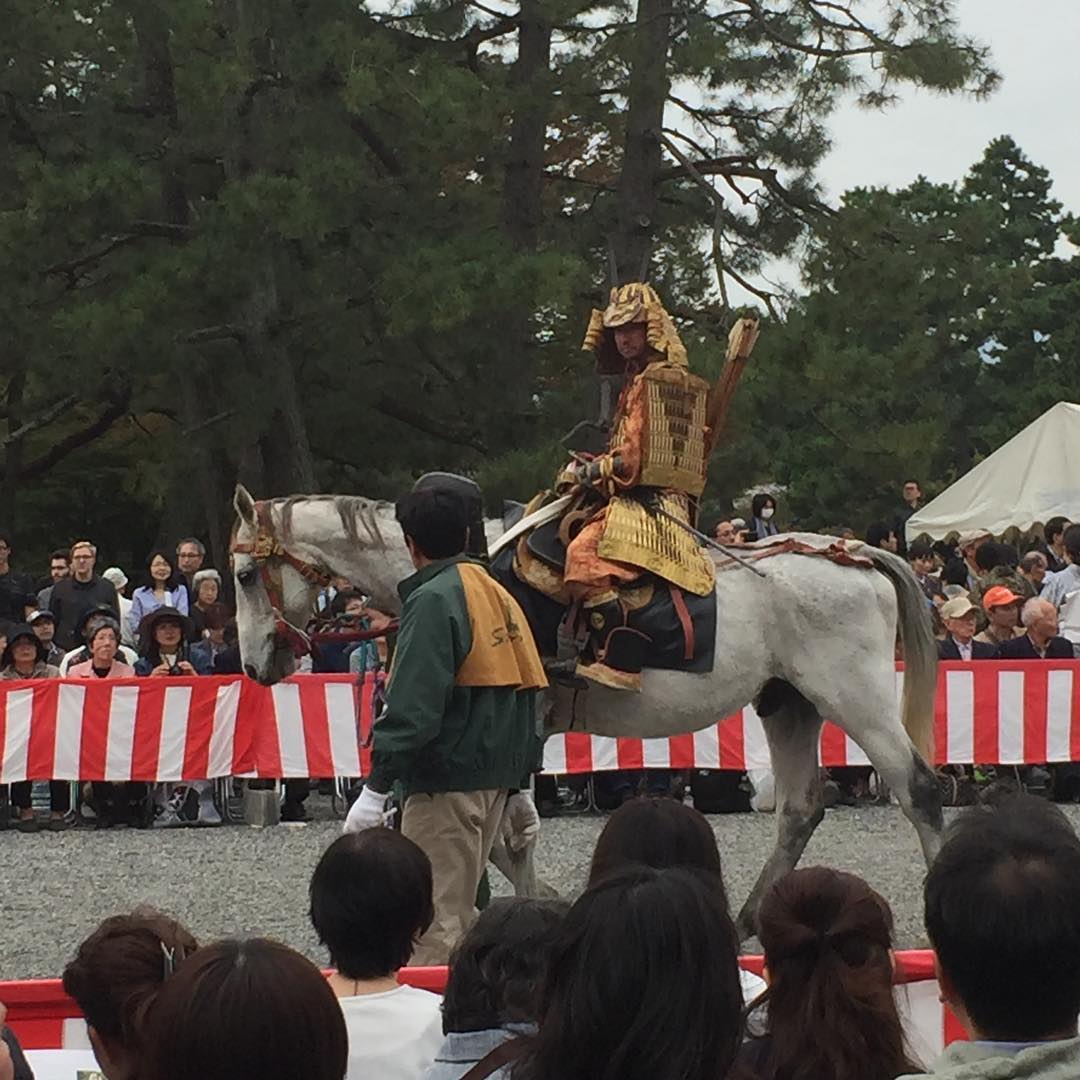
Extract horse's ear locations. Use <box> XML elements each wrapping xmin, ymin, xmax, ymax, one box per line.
<box><xmin>234</xmin><ymin>484</ymin><xmax>258</xmax><ymax>525</ymax></box>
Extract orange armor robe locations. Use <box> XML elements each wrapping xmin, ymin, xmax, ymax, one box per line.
<box><xmin>564</xmin><ymin>377</ymin><xmax>646</xmax><ymax>599</ymax></box>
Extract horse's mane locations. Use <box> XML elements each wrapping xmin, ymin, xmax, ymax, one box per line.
<box><xmin>273</xmin><ymin>493</ymin><xmax>389</xmax><ymax>549</ymax></box>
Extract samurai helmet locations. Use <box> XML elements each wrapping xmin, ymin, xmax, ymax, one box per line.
<box><xmin>582</xmin><ymin>282</ymin><xmax>688</xmax><ymax>373</ymax></box>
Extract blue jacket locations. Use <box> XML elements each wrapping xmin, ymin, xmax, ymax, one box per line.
<box><xmin>423</xmin><ymin>1025</ymin><xmax>534</xmax><ymax>1080</ymax></box>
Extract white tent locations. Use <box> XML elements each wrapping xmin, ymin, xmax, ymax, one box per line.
<box><xmin>906</xmin><ymin>401</ymin><xmax>1080</xmax><ymax>541</ymax></box>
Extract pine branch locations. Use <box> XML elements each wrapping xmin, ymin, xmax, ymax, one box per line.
<box><xmin>18</xmin><ymin>391</ymin><xmax>133</xmax><ymax>481</ymax></box>
<box><xmin>1</xmin><ymin>394</ymin><xmax>80</xmax><ymax>448</ymax></box>
<box><xmin>374</xmin><ymin>395</ymin><xmax>488</xmax><ymax>453</ymax></box>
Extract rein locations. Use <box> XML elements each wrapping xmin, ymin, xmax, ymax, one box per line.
<box><xmin>230</xmin><ymin>500</ymin><xmax>335</xmax><ymax>657</ymax></box>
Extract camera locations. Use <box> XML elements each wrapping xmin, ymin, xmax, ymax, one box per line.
<box><xmin>168</xmin><ymin>663</ymin><xmax>184</xmax><ymax>676</ymax></box>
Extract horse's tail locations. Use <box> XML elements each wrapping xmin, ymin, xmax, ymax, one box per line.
<box><xmin>864</xmin><ymin>546</ymin><xmax>938</xmax><ymax>764</ymax></box>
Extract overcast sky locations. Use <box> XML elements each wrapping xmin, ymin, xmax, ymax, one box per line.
<box><xmin>762</xmin><ymin>0</ymin><xmax>1080</xmax><ymax>293</ymax></box>
<box><xmin>820</xmin><ymin>0</ymin><xmax>1079</xmax><ymax>205</ymax></box>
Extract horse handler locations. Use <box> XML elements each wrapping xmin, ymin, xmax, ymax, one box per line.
<box><xmin>344</xmin><ymin>485</ymin><xmax>546</xmax><ymax>964</ymax></box>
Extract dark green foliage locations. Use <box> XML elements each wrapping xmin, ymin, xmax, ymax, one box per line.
<box><xmin>0</xmin><ymin>0</ymin><xmax>999</xmax><ymax>568</ymax></box>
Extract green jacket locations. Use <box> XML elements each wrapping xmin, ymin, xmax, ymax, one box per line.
<box><xmin>368</xmin><ymin>556</ymin><xmax>545</xmax><ymax>797</ymax></box>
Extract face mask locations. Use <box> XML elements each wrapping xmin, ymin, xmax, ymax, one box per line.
<box><xmin>761</xmin><ymin>507</ymin><xmax>775</xmax><ymax>520</ymax></box>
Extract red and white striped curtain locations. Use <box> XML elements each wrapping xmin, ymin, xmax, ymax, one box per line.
<box><xmin>3</xmin><ymin>661</ymin><xmax>1080</xmax><ymax>781</ymax></box>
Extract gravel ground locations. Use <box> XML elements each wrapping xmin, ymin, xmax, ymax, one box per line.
<box><xmin>4</xmin><ymin>797</ymin><xmax>1078</xmax><ymax>980</ymax></box>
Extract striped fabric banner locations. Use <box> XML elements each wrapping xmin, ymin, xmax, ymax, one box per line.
<box><xmin>542</xmin><ymin>661</ymin><xmax>1080</xmax><ymax>774</ymax></box>
<box><xmin>4</xmin><ymin>662</ymin><xmax>1080</xmax><ymax>781</ymax></box>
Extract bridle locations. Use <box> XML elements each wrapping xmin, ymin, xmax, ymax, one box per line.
<box><xmin>230</xmin><ymin>500</ymin><xmax>333</xmax><ymax>657</ymax></box>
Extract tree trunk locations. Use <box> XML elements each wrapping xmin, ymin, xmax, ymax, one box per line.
<box><xmin>219</xmin><ymin>0</ymin><xmax>318</xmax><ymax>495</ymax></box>
<box><xmin>0</xmin><ymin>369</ymin><xmax>27</xmax><ymax>523</ymax></box>
<box><xmin>132</xmin><ymin>3</ymin><xmax>238</xmax><ymax>554</ymax></box>
<box><xmin>612</xmin><ymin>0</ymin><xmax>672</xmax><ymax>282</ymax></box>
<box><xmin>502</xmin><ymin>0</ymin><xmax>552</xmax><ymax>251</ymax></box>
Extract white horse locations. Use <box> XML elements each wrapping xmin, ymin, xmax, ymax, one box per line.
<box><xmin>230</xmin><ymin>484</ymin><xmax>942</xmax><ymax>934</ymax></box>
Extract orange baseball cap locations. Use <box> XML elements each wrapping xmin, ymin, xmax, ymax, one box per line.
<box><xmin>983</xmin><ymin>585</ymin><xmax>1022</xmax><ymax>611</ymax></box>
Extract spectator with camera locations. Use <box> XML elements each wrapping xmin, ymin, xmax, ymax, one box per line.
<box><xmin>135</xmin><ymin>607</ymin><xmax>207</xmax><ymax>677</ymax></box>
<box><xmin>135</xmin><ymin>608</ymin><xmax>219</xmax><ymax>827</ymax></box>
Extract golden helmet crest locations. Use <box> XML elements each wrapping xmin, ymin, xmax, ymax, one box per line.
<box><xmin>582</xmin><ymin>282</ymin><xmax>688</xmax><ymax>371</ymax></box>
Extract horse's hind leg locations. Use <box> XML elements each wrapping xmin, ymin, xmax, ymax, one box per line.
<box><xmin>735</xmin><ymin>680</ymin><xmax>824</xmax><ymax>939</ymax></box>
<box><xmin>830</xmin><ymin>689</ymin><xmax>943</xmax><ymax>867</ymax></box>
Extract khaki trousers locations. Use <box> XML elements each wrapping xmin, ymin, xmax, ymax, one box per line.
<box><xmin>402</xmin><ymin>788</ymin><xmax>508</xmax><ymax>966</ymax></box>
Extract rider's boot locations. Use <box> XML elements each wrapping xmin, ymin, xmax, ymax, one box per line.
<box><xmin>575</xmin><ymin>594</ymin><xmax>646</xmax><ymax>692</ymax></box>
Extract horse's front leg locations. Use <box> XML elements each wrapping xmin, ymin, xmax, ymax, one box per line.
<box><xmin>488</xmin><ymin>835</ymin><xmax>558</xmax><ymax>899</ymax></box>
<box><xmin>735</xmin><ymin>683</ymin><xmax>825</xmax><ymax>939</ymax></box>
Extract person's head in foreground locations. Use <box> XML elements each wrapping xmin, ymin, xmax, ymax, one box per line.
<box><xmin>588</xmin><ymin>796</ymin><xmax>724</xmax><ymax>893</ymax></box>
<box><xmin>310</xmin><ymin>828</ymin><xmax>434</xmax><ymax>989</ymax></box>
<box><xmin>62</xmin><ymin>909</ymin><xmax>199</xmax><ymax>1080</ymax></box>
<box><xmin>143</xmin><ymin>938</ymin><xmax>348</xmax><ymax>1080</ymax></box>
<box><xmin>752</xmin><ymin>866</ymin><xmax>917</xmax><ymax>1080</ymax></box>
<box><xmin>443</xmin><ymin>898</ymin><xmax>569</xmax><ymax>1035</ymax></box>
<box><xmin>925</xmin><ymin>794</ymin><xmax>1080</xmax><ymax>1049</ymax></box>
<box><xmin>395</xmin><ymin>487</ymin><xmax>468</xmax><ymax>569</ymax></box>
<box><xmin>515</xmin><ymin>866</ymin><xmax>743</xmax><ymax>1080</ymax></box>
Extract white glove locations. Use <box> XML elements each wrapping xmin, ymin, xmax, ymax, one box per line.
<box><xmin>343</xmin><ymin>786</ymin><xmax>392</xmax><ymax>833</ymax></box>
<box><xmin>502</xmin><ymin>791</ymin><xmax>541</xmax><ymax>853</ymax></box>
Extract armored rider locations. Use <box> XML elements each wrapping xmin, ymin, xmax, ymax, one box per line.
<box><xmin>548</xmin><ymin>282</ymin><xmax>714</xmax><ymax>691</ymax></box>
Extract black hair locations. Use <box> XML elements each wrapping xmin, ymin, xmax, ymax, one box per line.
<box><xmin>940</xmin><ymin>559</ymin><xmax>969</xmax><ymax>588</ymax></box>
<box><xmin>395</xmin><ymin>487</ymin><xmax>469</xmax><ymax>561</ymax></box>
<box><xmin>49</xmin><ymin>548</ymin><xmax>70</xmax><ymax>563</ymax></box>
<box><xmin>138</xmin><ymin>610</ymin><xmax>188</xmax><ymax>664</ymax></box>
<box><xmin>144</xmin><ymin>938</ymin><xmax>347</xmax><ymax>1080</ymax></box>
<box><xmin>750</xmin><ymin>493</ymin><xmax>776</xmax><ymax>519</ymax></box>
<box><xmin>0</xmin><ymin>532</ymin><xmax>11</xmax><ymax>549</ymax></box>
<box><xmin>975</xmin><ymin>541</ymin><xmax>1017</xmax><ymax>573</ymax></box>
<box><xmin>588</xmin><ymin>797</ymin><xmax>726</xmax><ymax>906</ymax></box>
<box><xmin>907</xmin><ymin>540</ymin><xmax>934</xmax><ymax>562</ymax></box>
<box><xmin>865</xmin><ymin>522</ymin><xmax>895</xmax><ymax>550</ymax></box>
<box><xmin>330</xmin><ymin>588</ymin><xmax>366</xmax><ymax>616</ymax></box>
<box><xmin>1046</xmin><ymin>516</ymin><xmax>1070</xmax><ymax>546</ymax></box>
<box><xmin>63</xmin><ymin>910</ymin><xmax>199</xmax><ymax>1057</ymax></box>
<box><xmin>140</xmin><ymin>550</ymin><xmax>182</xmax><ymax>592</ymax></box>
<box><xmin>443</xmin><ymin>898</ymin><xmax>569</xmax><ymax>1033</ymax></box>
<box><xmin>931</xmin><ymin>540</ymin><xmax>955</xmax><ymax>563</ymax></box>
<box><xmin>925</xmin><ymin>794</ymin><xmax>1080</xmax><ymax>1041</ymax></box>
<box><xmin>1064</xmin><ymin>523</ymin><xmax>1080</xmax><ymax>564</ymax></box>
<box><xmin>309</xmin><ymin>829</ymin><xmax>434</xmax><ymax>980</ymax></box>
<box><xmin>515</xmin><ymin>866</ymin><xmax>743</xmax><ymax>1080</ymax></box>
<box><xmin>757</xmin><ymin>867</ymin><xmax>918</xmax><ymax>1080</ymax></box>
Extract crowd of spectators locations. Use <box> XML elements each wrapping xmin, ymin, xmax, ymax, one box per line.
<box><xmin>0</xmin><ymin>791</ymin><xmax>1069</xmax><ymax>1080</ymax></box>
<box><xmin>0</xmin><ymin>531</ymin><xmax>394</xmax><ymax>832</ymax></box>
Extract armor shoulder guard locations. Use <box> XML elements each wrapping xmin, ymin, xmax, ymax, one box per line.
<box><xmin>636</xmin><ymin>363</ymin><xmax>710</xmax><ymax>496</ymax></box>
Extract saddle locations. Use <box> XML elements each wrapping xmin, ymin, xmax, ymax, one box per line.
<box><xmin>490</xmin><ymin>540</ymin><xmax>716</xmax><ymax>678</ymax></box>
